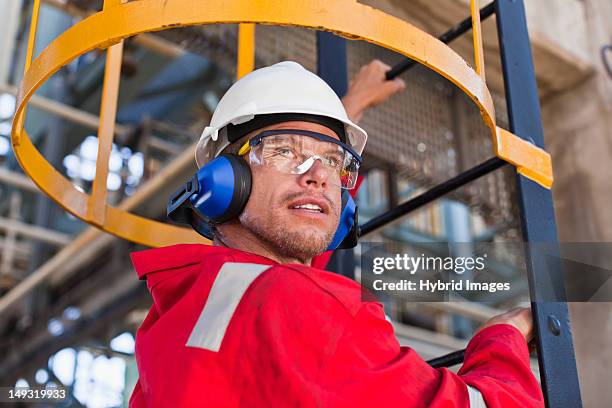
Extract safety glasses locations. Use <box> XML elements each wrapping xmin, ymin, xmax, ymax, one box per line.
<box><xmin>237</xmin><ymin>129</ymin><xmax>362</xmax><ymax>189</ymax></box>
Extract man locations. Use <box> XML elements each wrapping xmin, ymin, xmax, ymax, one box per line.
<box><xmin>129</xmin><ymin>60</ymin><xmax>544</xmax><ymax>407</ymax></box>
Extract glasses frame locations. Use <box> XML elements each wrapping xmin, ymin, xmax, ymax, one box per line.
<box><xmin>238</xmin><ymin>129</ymin><xmax>363</xmax><ymax>164</ymax></box>
<box><xmin>237</xmin><ymin>128</ymin><xmax>362</xmax><ymax>189</ymax></box>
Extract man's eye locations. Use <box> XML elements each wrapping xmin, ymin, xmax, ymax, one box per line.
<box><xmin>274</xmin><ymin>147</ymin><xmax>296</xmax><ymax>158</ymax></box>
<box><xmin>323</xmin><ymin>155</ymin><xmax>342</xmax><ymax>167</ymax></box>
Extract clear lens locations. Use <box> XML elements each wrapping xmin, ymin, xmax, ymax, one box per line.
<box><xmin>247</xmin><ymin>133</ymin><xmax>360</xmax><ymax>189</ymax></box>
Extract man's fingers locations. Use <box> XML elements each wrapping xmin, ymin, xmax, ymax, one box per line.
<box><xmin>379</xmin><ymin>77</ymin><xmax>406</xmax><ymax>98</ymax></box>
<box><xmin>394</xmin><ymin>78</ymin><xmax>406</xmax><ymax>91</ymax></box>
<box><xmin>342</xmin><ymin>59</ymin><xmax>408</xmax><ymax>119</ymax></box>
<box><xmin>375</xmin><ymin>59</ymin><xmax>391</xmax><ymax>72</ymax></box>
<box><xmin>476</xmin><ymin>306</ymin><xmax>534</xmax><ymax>342</ymax></box>
<box><xmin>528</xmin><ymin>339</ymin><xmax>537</xmax><ymax>353</ymax></box>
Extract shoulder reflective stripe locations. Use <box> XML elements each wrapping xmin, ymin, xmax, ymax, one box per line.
<box><xmin>467</xmin><ymin>385</ymin><xmax>487</xmax><ymax>408</ymax></box>
<box><xmin>186</xmin><ymin>262</ymin><xmax>271</xmax><ymax>351</ymax></box>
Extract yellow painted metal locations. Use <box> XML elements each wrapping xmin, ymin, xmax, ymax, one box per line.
<box><xmin>237</xmin><ymin>23</ymin><xmax>255</xmax><ymax>79</ymax></box>
<box><xmin>88</xmin><ymin>40</ymin><xmax>123</xmax><ymax>226</ymax></box>
<box><xmin>23</xmin><ymin>0</ymin><xmax>41</xmax><ymax>73</ymax></box>
<box><xmin>470</xmin><ymin>0</ymin><xmax>486</xmax><ymax>81</ymax></box>
<box><xmin>495</xmin><ymin>126</ymin><xmax>553</xmax><ymax>188</ymax></box>
<box><xmin>88</xmin><ymin>1</ymin><xmax>125</xmax><ymax>225</ymax></box>
<box><xmin>13</xmin><ymin>128</ymin><xmax>207</xmax><ymax>247</ymax></box>
<box><xmin>104</xmin><ymin>0</ymin><xmax>122</xmax><ymax>8</ymax></box>
<box><xmin>17</xmin><ymin>0</ymin><xmax>41</xmax><ymax>134</ymax></box>
<box><xmin>11</xmin><ymin>0</ymin><xmax>554</xmax><ymax>248</ymax></box>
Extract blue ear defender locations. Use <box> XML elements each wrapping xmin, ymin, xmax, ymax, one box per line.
<box><xmin>167</xmin><ymin>155</ymin><xmax>359</xmax><ymax>249</ymax></box>
<box><xmin>327</xmin><ymin>191</ymin><xmax>359</xmax><ymax>250</ymax></box>
<box><xmin>167</xmin><ymin>154</ymin><xmax>252</xmax><ymax>239</ymax></box>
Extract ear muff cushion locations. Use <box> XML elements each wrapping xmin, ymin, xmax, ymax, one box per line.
<box><xmin>212</xmin><ymin>153</ymin><xmax>252</xmax><ymax>223</ymax></box>
<box><xmin>327</xmin><ymin>190</ymin><xmax>357</xmax><ymax>250</ymax></box>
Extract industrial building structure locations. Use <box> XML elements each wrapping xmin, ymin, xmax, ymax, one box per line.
<box><xmin>0</xmin><ymin>0</ymin><xmax>610</xmax><ymax>406</ymax></box>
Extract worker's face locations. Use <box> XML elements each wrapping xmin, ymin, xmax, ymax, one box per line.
<box><xmin>239</xmin><ymin>121</ymin><xmax>343</xmax><ymax>262</ymax></box>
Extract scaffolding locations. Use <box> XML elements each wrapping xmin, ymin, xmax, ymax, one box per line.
<box><xmin>7</xmin><ymin>0</ymin><xmax>582</xmax><ymax>406</ymax></box>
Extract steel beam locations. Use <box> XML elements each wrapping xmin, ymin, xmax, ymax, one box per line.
<box><xmin>316</xmin><ymin>31</ymin><xmax>348</xmax><ymax>98</ymax></box>
<box><xmin>0</xmin><ymin>168</ymin><xmax>38</xmax><ymax>192</ymax></box>
<box><xmin>0</xmin><ymin>143</ymin><xmax>197</xmax><ymax>315</ymax></box>
<box><xmin>0</xmin><ymin>217</ymin><xmax>71</xmax><ymax>246</ymax></box>
<box><xmin>495</xmin><ymin>1</ymin><xmax>582</xmax><ymax>406</ymax></box>
<box><xmin>0</xmin><ymin>193</ymin><xmax>22</xmax><ymax>276</ymax></box>
<box><xmin>0</xmin><ymin>83</ymin><xmax>132</xmax><ymax>138</ymax></box>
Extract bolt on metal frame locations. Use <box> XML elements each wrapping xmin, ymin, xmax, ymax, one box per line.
<box><xmin>10</xmin><ymin>0</ymin><xmax>581</xmax><ymax>405</ymax></box>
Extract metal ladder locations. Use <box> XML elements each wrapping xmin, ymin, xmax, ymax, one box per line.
<box><xmin>317</xmin><ymin>1</ymin><xmax>582</xmax><ymax>406</ymax></box>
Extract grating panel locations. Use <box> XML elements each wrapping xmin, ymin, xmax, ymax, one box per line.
<box><xmin>254</xmin><ymin>25</ymin><xmax>318</xmax><ymax>72</ymax></box>
<box><xmin>154</xmin><ymin>25</ymin><xmax>239</xmax><ymax>77</ymax></box>
<box><xmin>348</xmin><ymin>41</ymin><xmax>456</xmax><ymax>183</ymax></box>
<box><xmin>150</xmin><ymin>23</ymin><xmax>519</xmax><ymax>227</ymax></box>
<box><xmin>58</xmin><ymin>2</ymin><xmax>520</xmax><ymax>228</ymax></box>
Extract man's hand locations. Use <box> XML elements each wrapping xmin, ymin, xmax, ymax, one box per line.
<box><xmin>342</xmin><ymin>59</ymin><xmax>406</xmax><ymax>123</ymax></box>
<box><xmin>476</xmin><ymin>307</ymin><xmax>534</xmax><ymax>342</ymax></box>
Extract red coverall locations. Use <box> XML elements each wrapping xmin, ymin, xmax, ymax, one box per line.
<box><xmin>129</xmin><ymin>244</ymin><xmax>544</xmax><ymax>407</ymax></box>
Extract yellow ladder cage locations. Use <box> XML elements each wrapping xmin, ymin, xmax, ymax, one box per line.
<box><xmin>12</xmin><ymin>0</ymin><xmax>552</xmax><ymax>248</ymax></box>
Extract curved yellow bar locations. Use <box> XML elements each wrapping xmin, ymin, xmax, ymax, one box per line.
<box><xmin>495</xmin><ymin>126</ymin><xmax>553</xmax><ymax>188</ymax></box>
<box><xmin>12</xmin><ymin>0</ymin><xmax>552</xmax><ymax>247</ymax></box>
<box><xmin>15</xmin><ymin>0</ymin><xmax>498</xmax><ymax>133</ymax></box>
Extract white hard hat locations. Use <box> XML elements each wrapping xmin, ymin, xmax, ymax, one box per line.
<box><xmin>195</xmin><ymin>61</ymin><xmax>368</xmax><ymax>168</ymax></box>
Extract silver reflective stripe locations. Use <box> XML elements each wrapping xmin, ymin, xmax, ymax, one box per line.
<box><xmin>467</xmin><ymin>385</ymin><xmax>487</xmax><ymax>408</ymax></box>
<box><xmin>186</xmin><ymin>262</ymin><xmax>271</xmax><ymax>351</ymax></box>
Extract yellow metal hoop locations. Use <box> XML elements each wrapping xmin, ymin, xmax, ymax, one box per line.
<box><xmin>12</xmin><ymin>0</ymin><xmax>553</xmax><ymax>248</ymax></box>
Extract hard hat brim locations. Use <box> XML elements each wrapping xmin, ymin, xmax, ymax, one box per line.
<box><xmin>195</xmin><ymin>108</ymin><xmax>367</xmax><ymax>168</ymax></box>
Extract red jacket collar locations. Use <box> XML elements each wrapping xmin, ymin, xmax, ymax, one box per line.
<box><xmin>130</xmin><ymin>244</ymin><xmax>278</xmax><ymax>280</ymax></box>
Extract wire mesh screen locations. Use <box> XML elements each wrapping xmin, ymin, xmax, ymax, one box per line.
<box><xmin>155</xmin><ymin>24</ymin><xmax>239</xmax><ymax>78</ymax></box>
<box><xmin>346</xmin><ymin>41</ymin><xmax>454</xmax><ymax>175</ymax></box>
<box><xmin>254</xmin><ymin>26</ymin><xmax>518</xmax><ymax>226</ymax></box>
<box><xmin>60</xmin><ymin>0</ymin><xmax>520</xmax><ymax>228</ymax></box>
<box><xmin>254</xmin><ymin>25</ymin><xmax>318</xmax><ymax>73</ymax></box>
<box><xmin>456</xmin><ymin>91</ymin><xmax>517</xmax><ymax>225</ymax></box>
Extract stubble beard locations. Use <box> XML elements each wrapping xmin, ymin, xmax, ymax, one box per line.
<box><xmin>239</xmin><ymin>207</ymin><xmax>336</xmax><ymax>263</ymax></box>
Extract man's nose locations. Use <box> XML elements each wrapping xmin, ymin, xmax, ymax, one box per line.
<box><xmin>298</xmin><ymin>158</ymin><xmax>329</xmax><ymax>189</ymax></box>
